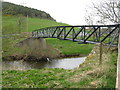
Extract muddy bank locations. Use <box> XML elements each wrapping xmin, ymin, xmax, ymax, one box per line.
<box><xmin>2</xmin><ymin>53</ymin><xmax>86</xmax><ymax>61</ymax></box>
<box><xmin>60</xmin><ymin>54</ymin><xmax>87</xmax><ymax>58</ymax></box>
<box><xmin>2</xmin><ymin>55</ymin><xmax>52</xmax><ymax>61</ymax></box>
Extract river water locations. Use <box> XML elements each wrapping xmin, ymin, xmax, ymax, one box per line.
<box><xmin>2</xmin><ymin>57</ymin><xmax>86</xmax><ymax>70</ymax></box>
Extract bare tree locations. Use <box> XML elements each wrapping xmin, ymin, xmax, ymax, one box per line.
<box><xmin>85</xmin><ymin>0</ymin><xmax>120</xmax><ymax>25</ymax></box>
<box><xmin>85</xmin><ymin>10</ymin><xmax>94</xmax><ymax>25</ymax></box>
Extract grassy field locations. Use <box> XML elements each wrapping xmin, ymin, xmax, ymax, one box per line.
<box><xmin>2</xmin><ymin>15</ymin><xmax>69</xmax><ymax>34</ymax></box>
<box><xmin>2</xmin><ymin>15</ymin><xmax>94</xmax><ymax>57</ymax></box>
<box><xmin>2</xmin><ymin>45</ymin><xmax>118</xmax><ymax>88</ymax></box>
<box><xmin>46</xmin><ymin>38</ymin><xmax>94</xmax><ymax>55</ymax></box>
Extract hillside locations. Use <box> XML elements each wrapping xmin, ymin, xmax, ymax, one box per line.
<box><xmin>2</xmin><ymin>1</ymin><xmax>55</xmax><ymax>21</ymax></box>
<box><xmin>2</xmin><ymin>16</ymin><xmax>69</xmax><ymax>34</ymax></box>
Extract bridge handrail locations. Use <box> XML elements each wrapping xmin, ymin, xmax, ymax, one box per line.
<box><xmin>32</xmin><ymin>24</ymin><xmax>120</xmax><ymax>32</ymax></box>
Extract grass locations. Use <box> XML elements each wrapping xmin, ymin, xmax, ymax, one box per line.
<box><xmin>2</xmin><ymin>15</ymin><xmax>69</xmax><ymax>34</ymax></box>
<box><xmin>28</xmin><ymin>18</ymin><xmax>69</xmax><ymax>32</ymax></box>
<box><xmin>2</xmin><ymin>37</ymin><xmax>25</xmax><ymax>57</ymax></box>
<box><xmin>46</xmin><ymin>38</ymin><xmax>94</xmax><ymax>55</ymax></box>
<box><xmin>2</xmin><ymin>44</ymin><xmax>118</xmax><ymax>88</ymax></box>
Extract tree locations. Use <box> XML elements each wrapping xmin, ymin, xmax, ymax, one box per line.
<box><xmin>85</xmin><ymin>10</ymin><xmax>94</xmax><ymax>25</ymax></box>
<box><xmin>85</xmin><ymin>0</ymin><xmax>120</xmax><ymax>25</ymax></box>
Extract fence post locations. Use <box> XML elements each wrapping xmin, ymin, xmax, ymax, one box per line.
<box><xmin>99</xmin><ymin>42</ymin><xmax>103</xmax><ymax>65</ymax></box>
<box><xmin>116</xmin><ymin>24</ymin><xmax>120</xmax><ymax>89</ymax></box>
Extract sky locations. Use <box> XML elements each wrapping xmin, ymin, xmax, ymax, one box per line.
<box><xmin>3</xmin><ymin>0</ymin><xmax>100</xmax><ymax>25</ymax></box>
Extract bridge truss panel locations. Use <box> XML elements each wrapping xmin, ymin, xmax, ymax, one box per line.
<box><xmin>32</xmin><ymin>24</ymin><xmax>120</xmax><ymax>46</ymax></box>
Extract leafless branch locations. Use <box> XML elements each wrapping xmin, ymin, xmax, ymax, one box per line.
<box><xmin>85</xmin><ymin>0</ymin><xmax>120</xmax><ymax>24</ymax></box>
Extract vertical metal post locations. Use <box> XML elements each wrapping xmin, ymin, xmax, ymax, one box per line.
<box><xmin>72</xmin><ymin>28</ymin><xmax>75</xmax><ymax>41</ymax></box>
<box><xmin>99</xmin><ymin>42</ymin><xmax>103</xmax><ymax>65</ymax></box>
<box><xmin>84</xmin><ymin>27</ymin><xmax>86</xmax><ymax>43</ymax></box>
<box><xmin>108</xmin><ymin>27</ymin><xmax>111</xmax><ymax>44</ymax></box>
<box><xmin>93</xmin><ymin>27</ymin><xmax>95</xmax><ymax>41</ymax></box>
<box><xmin>64</xmin><ymin>27</ymin><xmax>66</xmax><ymax>39</ymax></box>
<box><xmin>99</xmin><ymin>27</ymin><xmax>101</xmax><ymax>42</ymax></box>
<box><xmin>57</xmin><ymin>27</ymin><xmax>60</xmax><ymax>38</ymax></box>
<box><xmin>55</xmin><ymin>27</ymin><xmax>57</xmax><ymax>37</ymax></box>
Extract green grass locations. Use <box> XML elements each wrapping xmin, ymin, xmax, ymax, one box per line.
<box><xmin>2</xmin><ymin>45</ymin><xmax>118</xmax><ymax>88</ymax></box>
<box><xmin>28</xmin><ymin>18</ymin><xmax>69</xmax><ymax>32</ymax></box>
<box><xmin>2</xmin><ymin>15</ymin><xmax>69</xmax><ymax>34</ymax></box>
<box><xmin>46</xmin><ymin>38</ymin><xmax>94</xmax><ymax>55</ymax></box>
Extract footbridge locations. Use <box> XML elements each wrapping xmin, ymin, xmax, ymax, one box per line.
<box><xmin>32</xmin><ymin>24</ymin><xmax>120</xmax><ymax>88</ymax></box>
<box><xmin>32</xmin><ymin>24</ymin><xmax>120</xmax><ymax>46</ymax></box>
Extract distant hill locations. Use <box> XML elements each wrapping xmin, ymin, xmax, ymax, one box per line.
<box><xmin>2</xmin><ymin>2</ymin><xmax>55</xmax><ymax>21</ymax></box>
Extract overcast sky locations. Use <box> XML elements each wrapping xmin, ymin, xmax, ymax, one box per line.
<box><xmin>3</xmin><ymin>0</ymin><xmax>100</xmax><ymax>25</ymax></box>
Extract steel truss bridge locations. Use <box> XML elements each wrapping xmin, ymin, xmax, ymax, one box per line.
<box><xmin>32</xmin><ymin>24</ymin><xmax>120</xmax><ymax>47</ymax></box>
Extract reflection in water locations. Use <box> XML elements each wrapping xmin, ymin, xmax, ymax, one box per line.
<box><xmin>2</xmin><ymin>57</ymin><xmax>86</xmax><ymax>70</ymax></box>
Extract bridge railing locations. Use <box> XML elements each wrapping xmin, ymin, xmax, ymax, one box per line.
<box><xmin>32</xmin><ymin>24</ymin><xmax>120</xmax><ymax>45</ymax></box>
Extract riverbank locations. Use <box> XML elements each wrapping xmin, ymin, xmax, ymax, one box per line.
<box><xmin>2</xmin><ymin>44</ymin><xmax>118</xmax><ymax>88</ymax></box>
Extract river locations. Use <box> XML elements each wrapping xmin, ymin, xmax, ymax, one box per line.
<box><xmin>2</xmin><ymin>57</ymin><xmax>86</xmax><ymax>70</ymax></box>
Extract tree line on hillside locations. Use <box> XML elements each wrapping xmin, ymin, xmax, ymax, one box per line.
<box><xmin>2</xmin><ymin>2</ymin><xmax>55</xmax><ymax>21</ymax></box>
